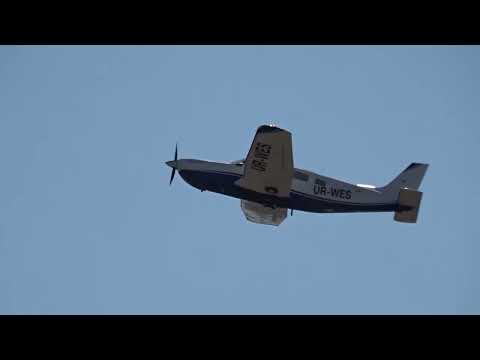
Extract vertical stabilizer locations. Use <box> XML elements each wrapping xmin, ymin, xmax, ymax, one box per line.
<box><xmin>378</xmin><ymin>163</ymin><xmax>429</xmax><ymax>197</ymax></box>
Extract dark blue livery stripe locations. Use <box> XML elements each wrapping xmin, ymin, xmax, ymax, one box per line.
<box><xmin>179</xmin><ymin>169</ymin><xmax>399</xmax><ymax>213</ymax></box>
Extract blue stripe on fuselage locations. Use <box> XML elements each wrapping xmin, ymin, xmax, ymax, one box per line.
<box><xmin>178</xmin><ymin>169</ymin><xmax>398</xmax><ymax>213</ymax></box>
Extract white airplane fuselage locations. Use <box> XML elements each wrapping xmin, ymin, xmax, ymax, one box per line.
<box><xmin>167</xmin><ymin>159</ymin><xmax>403</xmax><ymax>213</ymax></box>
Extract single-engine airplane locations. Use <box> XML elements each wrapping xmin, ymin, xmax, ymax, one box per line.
<box><xmin>166</xmin><ymin>124</ymin><xmax>429</xmax><ymax>226</ymax></box>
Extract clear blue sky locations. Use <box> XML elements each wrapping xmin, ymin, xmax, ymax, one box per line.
<box><xmin>1</xmin><ymin>46</ymin><xmax>479</xmax><ymax>314</ymax></box>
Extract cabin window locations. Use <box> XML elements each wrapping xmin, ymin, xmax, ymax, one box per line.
<box><xmin>294</xmin><ymin>171</ymin><xmax>309</xmax><ymax>182</ymax></box>
<box><xmin>315</xmin><ymin>179</ymin><xmax>326</xmax><ymax>187</ymax></box>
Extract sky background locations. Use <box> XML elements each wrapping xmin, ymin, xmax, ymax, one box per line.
<box><xmin>0</xmin><ymin>45</ymin><xmax>479</xmax><ymax>314</ymax></box>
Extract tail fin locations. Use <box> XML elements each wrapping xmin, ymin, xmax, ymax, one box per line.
<box><xmin>378</xmin><ymin>163</ymin><xmax>429</xmax><ymax>196</ymax></box>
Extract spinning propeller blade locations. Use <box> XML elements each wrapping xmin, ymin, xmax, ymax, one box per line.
<box><xmin>169</xmin><ymin>143</ymin><xmax>178</xmax><ymax>185</ymax></box>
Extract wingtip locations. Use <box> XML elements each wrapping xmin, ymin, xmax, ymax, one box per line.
<box><xmin>257</xmin><ymin>124</ymin><xmax>287</xmax><ymax>134</ymax></box>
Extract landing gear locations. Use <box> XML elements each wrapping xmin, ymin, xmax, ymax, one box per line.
<box><xmin>262</xmin><ymin>203</ymin><xmax>276</xmax><ymax>210</ymax></box>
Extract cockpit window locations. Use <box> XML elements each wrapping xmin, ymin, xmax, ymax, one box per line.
<box><xmin>294</xmin><ymin>171</ymin><xmax>309</xmax><ymax>182</ymax></box>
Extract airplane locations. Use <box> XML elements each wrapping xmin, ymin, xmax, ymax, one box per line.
<box><xmin>166</xmin><ymin>124</ymin><xmax>429</xmax><ymax>226</ymax></box>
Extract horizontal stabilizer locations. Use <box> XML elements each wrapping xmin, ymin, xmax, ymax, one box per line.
<box><xmin>394</xmin><ymin>188</ymin><xmax>423</xmax><ymax>223</ymax></box>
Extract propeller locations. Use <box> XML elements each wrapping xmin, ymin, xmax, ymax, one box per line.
<box><xmin>169</xmin><ymin>143</ymin><xmax>178</xmax><ymax>185</ymax></box>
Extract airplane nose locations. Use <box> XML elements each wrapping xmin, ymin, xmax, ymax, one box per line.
<box><xmin>166</xmin><ymin>160</ymin><xmax>176</xmax><ymax>169</ymax></box>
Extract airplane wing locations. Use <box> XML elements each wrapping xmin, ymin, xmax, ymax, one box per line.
<box><xmin>240</xmin><ymin>200</ymin><xmax>288</xmax><ymax>226</ymax></box>
<box><xmin>234</xmin><ymin>125</ymin><xmax>294</xmax><ymax>198</ymax></box>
